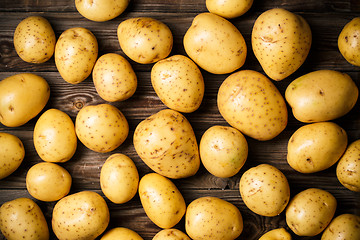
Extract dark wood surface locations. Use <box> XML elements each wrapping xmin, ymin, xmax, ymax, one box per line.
<box><xmin>0</xmin><ymin>0</ymin><xmax>360</xmax><ymax>239</ymax></box>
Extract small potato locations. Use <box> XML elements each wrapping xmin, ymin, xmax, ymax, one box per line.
<box><xmin>151</xmin><ymin>55</ymin><xmax>204</xmax><ymax>113</ymax></box>
<box><xmin>117</xmin><ymin>17</ymin><xmax>173</xmax><ymax>64</ymax></box>
<box><xmin>199</xmin><ymin>125</ymin><xmax>248</xmax><ymax>178</ymax></box>
<box><xmin>100</xmin><ymin>153</ymin><xmax>139</xmax><ymax>204</ymax></box>
<box><xmin>0</xmin><ymin>133</ymin><xmax>25</xmax><ymax>180</ymax></box>
<box><xmin>321</xmin><ymin>214</ymin><xmax>360</xmax><ymax>240</ymax></box>
<box><xmin>338</xmin><ymin>17</ymin><xmax>360</xmax><ymax>66</ymax></box>
<box><xmin>75</xmin><ymin>0</ymin><xmax>129</xmax><ymax>22</ymax></box>
<box><xmin>286</xmin><ymin>188</ymin><xmax>337</xmax><ymax>237</ymax></box>
<box><xmin>185</xmin><ymin>196</ymin><xmax>243</xmax><ymax>240</ymax></box>
<box><xmin>101</xmin><ymin>227</ymin><xmax>143</xmax><ymax>240</ymax></box>
<box><xmin>93</xmin><ymin>53</ymin><xmax>137</xmax><ymax>102</ymax></box>
<box><xmin>153</xmin><ymin>229</ymin><xmax>191</xmax><ymax>240</ymax></box>
<box><xmin>0</xmin><ymin>198</ymin><xmax>49</xmax><ymax>240</ymax></box>
<box><xmin>206</xmin><ymin>0</ymin><xmax>253</xmax><ymax>19</ymax></box>
<box><xmin>26</xmin><ymin>162</ymin><xmax>72</xmax><ymax>202</ymax></box>
<box><xmin>259</xmin><ymin>228</ymin><xmax>292</xmax><ymax>240</ymax></box>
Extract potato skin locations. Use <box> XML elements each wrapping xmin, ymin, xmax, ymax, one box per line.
<box><xmin>153</xmin><ymin>229</ymin><xmax>191</xmax><ymax>240</ymax></box>
<box><xmin>206</xmin><ymin>0</ymin><xmax>253</xmax><ymax>19</ymax></box>
<box><xmin>338</xmin><ymin>17</ymin><xmax>360</xmax><ymax>66</ymax></box>
<box><xmin>0</xmin><ymin>133</ymin><xmax>25</xmax><ymax>180</ymax></box>
<box><xmin>101</xmin><ymin>227</ymin><xmax>143</xmax><ymax>240</ymax></box>
<box><xmin>321</xmin><ymin>214</ymin><xmax>360</xmax><ymax>240</ymax></box>
<box><xmin>258</xmin><ymin>228</ymin><xmax>292</xmax><ymax>240</ymax></box>
<box><xmin>75</xmin><ymin>0</ymin><xmax>129</xmax><ymax>22</ymax></box>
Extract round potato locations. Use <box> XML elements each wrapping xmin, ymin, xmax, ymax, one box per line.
<box><xmin>199</xmin><ymin>125</ymin><xmax>248</xmax><ymax>178</ymax></box>
<box><xmin>75</xmin><ymin>0</ymin><xmax>129</xmax><ymax>22</ymax></box>
<box><xmin>26</xmin><ymin>162</ymin><xmax>72</xmax><ymax>202</ymax></box>
<box><xmin>151</xmin><ymin>55</ymin><xmax>204</xmax><ymax>113</ymax></box>
<box><xmin>153</xmin><ymin>229</ymin><xmax>190</xmax><ymax>240</ymax></box>
<box><xmin>117</xmin><ymin>17</ymin><xmax>173</xmax><ymax>64</ymax></box>
<box><xmin>338</xmin><ymin>17</ymin><xmax>360</xmax><ymax>66</ymax></box>
<box><xmin>206</xmin><ymin>0</ymin><xmax>253</xmax><ymax>19</ymax></box>
<box><xmin>93</xmin><ymin>53</ymin><xmax>137</xmax><ymax>102</ymax></box>
<box><xmin>321</xmin><ymin>214</ymin><xmax>360</xmax><ymax>240</ymax></box>
<box><xmin>0</xmin><ymin>133</ymin><xmax>25</xmax><ymax>180</ymax></box>
<box><xmin>101</xmin><ymin>227</ymin><xmax>143</xmax><ymax>240</ymax></box>
<box><xmin>259</xmin><ymin>228</ymin><xmax>292</xmax><ymax>240</ymax></box>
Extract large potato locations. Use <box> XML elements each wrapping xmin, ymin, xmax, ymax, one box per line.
<box><xmin>153</xmin><ymin>229</ymin><xmax>190</xmax><ymax>240</ymax></box>
<box><xmin>258</xmin><ymin>228</ymin><xmax>292</xmax><ymax>240</ymax></box>
<box><xmin>321</xmin><ymin>214</ymin><xmax>360</xmax><ymax>240</ymax></box>
<box><xmin>0</xmin><ymin>73</ymin><xmax>50</xmax><ymax>127</ymax></box>
<box><xmin>338</xmin><ymin>17</ymin><xmax>360</xmax><ymax>66</ymax></box>
<box><xmin>0</xmin><ymin>133</ymin><xmax>25</xmax><ymax>180</ymax></box>
<box><xmin>206</xmin><ymin>0</ymin><xmax>253</xmax><ymax>19</ymax></box>
<box><xmin>184</xmin><ymin>12</ymin><xmax>247</xmax><ymax>74</ymax></box>
<box><xmin>217</xmin><ymin>70</ymin><xmax>288</xmax><ymax>141</ymax></box>
<box><xmin>75</xmin><ymin>0</ymin><xmax>129</xmax><ymax>22</ymax></box>
<box><xmin>252</xmin><ymin>8</ymin><xmax>312</xmax><ymax>81</ymax></box>
<box><xmin>101</xmin><ymin>227</ymin><xmax>143</xmax><ymax>240</ymax></box>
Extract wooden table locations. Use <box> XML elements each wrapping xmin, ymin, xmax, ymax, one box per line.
<box><xmin>0</xmin><ymin>0</ymin><xmax>359</xmax><ymax>239</ymax></box>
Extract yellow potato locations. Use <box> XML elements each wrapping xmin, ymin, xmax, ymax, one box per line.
<box><xmin>239</xmin><ymin>164</ymin><xmax>290</xmax><ymax>217</ymax></box>
<box><xmin>217</xmin><ymin>70</ymin><xmax>288</xmax><ymax>141</ymax></box>
<box><xmin>139</xmin><ymin>173</ymin><xmax>186</xmax><ymax>229</ymax></box>
<box><xmin>153</xmin><ymin>229</ymin><xmax>190</xmax><ymax>240</ymax></box>
<box><xmin>117</xmin><ymin>17</ymin><xmax>173</xmax><ymax>64</ymax></box>
<box><xmin>52</xmin><ymin>191</ymin><xmax>110</xmax><ymax>240</ymax></box>
<box><xmin>133</xmin><ymin>109</ymin><xmax>200</xmax><ymax>179</ymax></box>
<box><xmin>100</xmin><ymin>153</ymin><xmax>139</xmax><ymax>204</ymax></box>
<box><xmin>151</xmin><ymin>55</ymin><xmax>204</xmax><ymax>113</ymax></box>
<box><xmin>338</xmin><ymin>17</ymin><xmax>360</xmax><ymax>66</ymax></box>
<box><xmin>285</xmin><ymin>70</ymin><xmax>358</xmax><ymax>123</ymax></box>
<box><xmin>55</xmin><ymin>27</ymin><xmax>98</xmax><ymax>84</ymax></box>
<box><xmin>101</xmin><ymin>227</ymin><xmax>143</xmax><ymax>240</ymax></box>
<box><xmin>287</xmin><ymin>122</ymin><xmax>347</xmax><ymax>173</ymax></box>
<box><xmin>321</xmin><ymin>214</ymin><xmax>360</xmax><ymax>240</ymax></box>
<box><xmin>258</xmin><ymin>228</ymin><xmax>292</xmax><ymax>240</ymax></box>
<box><xmin>75</xmin><ymin>103</ymin><xmax>129</xmax><ymax>153</ymax></box>
<box><xmin>93</xmin><ymin>53</ymin><xmax>137</xmax><ymax>102</ymax></box>
<box><xmin>252</xmin><ymin>8</ymin><xmax>312</xmax><ymax>81</ymax></box>
<box><xmin>199</xmin><ymin>125</ymin><xmax>248</xmax><ymax>178</ymax></box>
<box><xmin>34</xmin><ymin>108</ymin><xmax>77</xmax><ymax>163</ymax></box>
<box><xmin>185</xmin><ymin>196</ymin><xmax>243</xmax><ymax>240</ymax></box>
<box><xmin>75</xmin><ymin>0</ymin><xmax>129</xmax><ymax>22</ymax></box>
<box><xmin>0</xmin><ymin>198</ymin><xmax>49</xmax><ymax>240</ymax></box>
<box><xmin>184</xmin><ymin>12</ymin><xmax>247</xmax><ymax>74</ymax></box>
<box><xmin>206</xmin><ymin>0</ymin><xmax>253</xmax><ymax>19</ymax></box>
<box><xmin>14</xmin><ymin>16</ymin><xmax>55</xmax><ymax>63</ymax></box>
<box><xmin>286</xmin><ymin>188</ymin><xmax>337</xmax><ymax>236</ymax></box>
<box><xmin>0</xmin><ymin>133</ymin><xmax>25</xmax><ymax>180</ymax></box>
<box><xmin>0</xmin><ymin>73</ymin><xmax>50</xmax><ymax>127</ymax></box>
<box><xmin>26</xmin><ymin>162</ymin><xmax>72</xmax><ymax>202</ymax></box>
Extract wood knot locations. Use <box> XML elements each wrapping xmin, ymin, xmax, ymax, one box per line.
<box><xmin>73</xmin><ymin>100</ymin><xmax>84</xmax><ymax>110</ymax></box>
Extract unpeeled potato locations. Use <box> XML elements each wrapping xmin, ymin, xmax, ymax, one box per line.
<box><xmin>338</xmin><ymin>17</ymin><xmax>360</xmax><ymax>66</ymax></box>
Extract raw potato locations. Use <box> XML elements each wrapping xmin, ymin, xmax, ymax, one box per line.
<box><xmin>14</xmin><ymin>16</ymin><xmax>55</xmax><ymax>63</ymax></box>
<box><xmin>151</xmin><ymin>55</ymin><xmax>204</xmax><ymax>113</ymax></box>
<box><xmin>338</xmin><ymin>17</ymin><xmax>360</xmax><ymax>66</ymax></box>
<box><xmin>336</xmin><ymin>139</ymin><xmax>360</xmax><ymax>192</ymax></box>
<box><xmin>133</xmin><ymin>109</ymin><xmax>200</xmax><ymax>179</ymax></box>
<box><xmin>117</xmin><ymin>17</ymin><xmax>173</xmax><ymax>64</ymax></box>
<box><xmin>252</xmin><ymin>8</ymin><xmax>312</xmax><ymax>81</ymax></box>
<box><xmin>184</xmin><ymin>12</ymin><xmax>247</xmax><ymax>74</ymax></box>
<box><xmin>52</xmin><ymin>191</ymin><xmax>110</xmax><ymax>240</ymax></box>
<box><xmin>206</xmin><ymin>0</ymin><xmax>253</xmax><ymax>19</ymax></box>
<box><xmin>287</xmin><ymin>122</ymin><xmax>347</xmax><ymax>173</ymax></box>
<box><xmin>185</xmin><ymin>196</ymin><xmax>243</xmax><ymax>240</ymax></box>
<box><xmin>153</xmin><ymin>229</ymin><xmax>191</xmax><ymax>240</ymax></box>
<box><xmin>55</xmin><ymin>27</ymin><xmax>98</xmax><ymax>84</ymax></box>
<box><xmin>75</xmin><ymin>0</ymin><xmax>129</xmax><ymax>22</ymax></box>
<box><xmin>101</xmin><ymin>227</ymin><xmax>143</xmax><ymax>240</ymax></box>
<box><xmin>239</xmin><ymin>164</ymin><xmax>290</xmax><ymax>217</ymax></box>
<box><xmin>321</xmin><ymin>214</ymin><xmax>360</xmax><ymax>240</ymax></box>
<box><xmin>199</xmin><ymin>125</ymin><xmax>248</xmax><ymax>178</ymax></box>
<box><xmin>0</xmin><ymin>133</ymin><xmax>25</xmax><ymax>180</ymax></box>
<box><xmin>139</xmin><ymin>173</ymin><xmax>186</xmax><ymax>229</ymax></box>
<box><xmin>259</xmin><ymin>228</ymin><xmax>292</xmax><ymax>240</ymax></box>
<box><xmin>285</xmin><ymin>70</ymin><xmax>358</xmax><ymax>123</ymax></box>
<box><xmin>286</xmin><ymin>188</ymin><xmax>337</xmax><ymax>237</ymax></box>
<box><xmin>75</xmin><ymin>103</ymin><xmax>129</xmax><ymax>153</ymax></box>
<box><xmin>93</xmin><ymin>53</ymin><xmax>137</xmax><ymax>102</ymax></box>
<box><xmin>0</xmin><ymin>73</ymin><xmax>50</xmax><ymax>127</ymax></box>
<box><xmin>217</xmin><ymin>70</ymin><xmax>288</xmax><ymax>141</ymax></box>
<box><xmin>100</xmin><ymin>153</ymin><xmax>139</xmax><ymax>204</ymax></box>
<box><xmin>26</xmin><ymin>162</ymin><xmax>72</xmax><ymax>202</ymax></box>
<box><xmin>0</xmin><ymin>198</ymin><xmax>49</xmax><ymax>240</ymax></box>
<box><xmin>34</xmin><ymin>108</ymin><xmax>77</xmax><ymax>163</ymax></box>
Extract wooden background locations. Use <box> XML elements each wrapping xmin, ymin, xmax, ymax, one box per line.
<box><xmin>0</xmin><ymin>0</ymin><xmax>360</xmax><ymax>239</ymax></box>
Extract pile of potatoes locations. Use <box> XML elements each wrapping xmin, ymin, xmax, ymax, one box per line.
<box><xmin>0</xmin><ymin>0</ymin><xmax>360</xmax><ymax>239</ymax></box>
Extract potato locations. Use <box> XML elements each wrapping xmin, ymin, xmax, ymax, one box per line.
<box><xmin>117</xmin><ymin>17</ymin><xmax>173</xmax><ymax>64</ymax></box>
<box><xmin>183</xmin><ymin>12</ymin><xmax>247</xmax><ymax>74</ymax></box>
<box><xmin>239</xmin><ymin>164</ymin><xmax>290</xmax><ymax>217</ymax></box>
<box><xmin>258</xmin><ymin>228</ymin><xmax>292</xmax><ymax>240</ymax></box>
<box><xmin>153</xmin><ymin>229</ymin><xmax>190</xmax><ymax>240</ymax></box>
<box><xmin>14</xmin><ymin>16</ymin><xmax>55</xmax><ymax>63</ymax></box>
<box><xmin>217</xmin><ymin>70</ymin><xmax>288</xmax><ymax>141</ymax></box>
<box><xmin>185</xmin><ymin>196</ymin><xmax>243</xmax><ymax>240</ymax></box>
<box><xmin>75</xmin><ymin>103</ymin><xmax>129</xmax><ymax>153</ymax></box>
<box><xmin>133</xmin><ymin>109</ymin><xmax>200</xmax><ymax>179</ymax></box>
<box><xmin>75</xmin><ymin>0</ymin><xmax>129</xmax><ymax>22</ymax></box>
<box><xmin>252</xmin><ymin>8</ymin><xmax>312</xmax><ymax>81</ymax></box>
<box><xmin>151</xmin><ymin>55</ymin><xmax>204</xmax><ymax>113</ymax></box>
<box><xmin>199</xmin><ymin>125</ymin><xmax>248</xmax><ymax>178</ymax></box>
<box><xmin>34</xmin><ymin>108</ymin><xmax>77</xmax><ymax>163</ymax></box>
<box><xmin>139</xmin><ymin>173</ymin><xmax>186</xmax><ymax>229</ymax></box>
<box><xmin>52</xmin><ymin>191</ymin><xmax>110</xmax><ymax>240</ymax></box>
<box><xmin>0</xmin><ymin>73</ymin><xmax>50</xmax><ymax>127</ymax></box>
<box><xmin>321</xmin><ymin>214</ymin><xmax>360</xmax><ymax>240</ymax></box>
<box><xmin>0</xmin><ymin>197</ymin><xmax>49</xmax><ymax>240</ymax></box>
<box><xmin>93</xmin><ymin>53</ymin><xmax>137</xmax><ymax>102</ymax></box>
<box><xmin>55</xmin><ymin>27</ymin><xmax>98</xmax><ymax>84</ymax></box>
<box><xmin>26</xmin><ymin>162</ymin><xmax>72</xmax><ymax>202</ymax></box>
<box><xmin>286</xmin><ymin>188</ymin><xmax>337</xmax><ymax>236</ymax></box>
<box><xmin>0</xmin><ymin>133</ymin><xmax>25</xmax><ymax>180</ymax></box>
<box><xmin>206</xmin><ymin>0</ymin><xmax>253</xmax><ymax>19</ymax></box>
<box><xmin>338</xmin><ymin>17</ymin><xmax>360</xmax><ymax>66</ymax></box>
<box><xmin>100</xmin><ymin>153</ymin><xmax>139</xmax><ymax>204</ymax></box>
<box><xmin>101</xmin><ymin>227</ymin><xmax>143</xmax><ymax>240</ymax></box>
<box><xmin>285</xmin><ymin>70</ymin><xmax>358</xmax><ymax>123</ymax></box>
<box><xmin>287</xmin><ymin>122</ymin><xmax>347</xmax><ymax>173</ymax></box>
<box><xmin>336</xmin><ymin>139</ymin><xmax>360</xmax><ymax>192</ymax></box>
